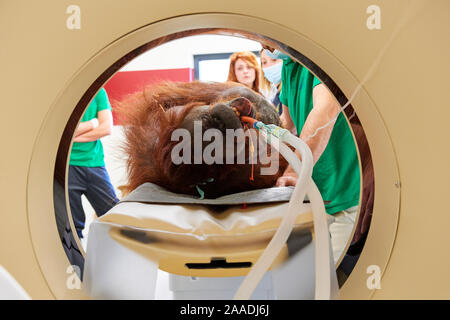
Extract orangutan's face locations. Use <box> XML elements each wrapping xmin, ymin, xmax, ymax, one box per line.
<box><xmin>120</xmin><ymin>81</ymin><xmax>287</xmax><ymax>198</ymax></box>
<box><xmin>179</xmin><ymin>85</ymin><xmax>280</xmax><ymax>134</ymax></box>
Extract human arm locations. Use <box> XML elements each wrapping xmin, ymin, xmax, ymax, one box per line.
<box><xmin>276</xmin><ymin>104</ymin><xmax>299</xmax><ymax>187</ymax></box>
<box><xmin>73</xmin><ymin>118</ymin><xmax>98</xmax><ymax>137</ymax></box>
<box><xmin>280</xmin><ymin>104</ymin><xmax>297</xmax><ymax>135</ymax></box>
<box><xmin>276</xmin><ymin>84</ymin><xmax>340</xmax><ymax>186</ymax></box>
<box><xmin>73</xmin><ymin>109</ymin><xmax>113</xmax><ymax>142</ymax></box>
<box><xmin>299</xmin><ymin>83</ymin><xmax>340</xmax><ymax>163</ymax></box>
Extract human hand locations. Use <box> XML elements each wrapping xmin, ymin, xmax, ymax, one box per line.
<box><xmin>90</xmin><ymin>118</ymin><xmax>99</xmax><ymax>128</ymax></box>
<box><xmin>276</xmin><ymin>167</ymin><xmax>298</xmax><ymax>187</ymax></box>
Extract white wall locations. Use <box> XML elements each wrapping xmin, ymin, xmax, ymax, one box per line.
<box><xmin>121</xmin><ymin>34</ymin><xmax>262</xmax><ymax>71</ymax></box>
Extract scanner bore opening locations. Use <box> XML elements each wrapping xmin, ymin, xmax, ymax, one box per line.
<box><xmin>53</xmin><ymin>28</ymin><xmax>374</xmax><ymax>288</ymax></box>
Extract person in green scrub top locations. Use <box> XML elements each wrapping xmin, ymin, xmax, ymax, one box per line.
<box><xmin>68</xmin><ymin>88</ymin><xmax>119</xmax><ymax>240</ymax></box>
<box><xmin>263</xmin><ymin>46</ymin><xmax>361</xmax><ymax>265</ymax></box>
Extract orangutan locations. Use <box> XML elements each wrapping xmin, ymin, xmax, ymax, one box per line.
<box><xmin>116</xmin><ymin>81</ymin><xmax>287</xmax><ymax>199</ymax></box>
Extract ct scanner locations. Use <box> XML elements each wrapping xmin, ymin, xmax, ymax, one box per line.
<box><xmin>1</xmin><ymin>0</ymin><xmax>450</xmax><ymax>300</ymax></box>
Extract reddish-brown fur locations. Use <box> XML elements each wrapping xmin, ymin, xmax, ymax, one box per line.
<box><xmin>116</xmin><ymin>81</ymin><xmax>287</xmax><ymax>198</ymax></box>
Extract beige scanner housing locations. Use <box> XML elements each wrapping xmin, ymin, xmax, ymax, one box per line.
<box><xmin>102</xmin><ymin>202</ymin><xmax>315</xmax><ymax>277</ymax></box>
<box><xmin>1</xmin><ymin>0</ymin><xmax>450</xmax><ymax>299</ymax></box>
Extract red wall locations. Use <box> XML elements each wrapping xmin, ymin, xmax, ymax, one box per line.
<box><xmin>103</xmin><ymin>68</ymin><xmax>194</xmax><ymax>124</ymax></box>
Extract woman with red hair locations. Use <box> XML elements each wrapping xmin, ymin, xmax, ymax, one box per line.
<box><xmin>227</xmin><ymin>51</ymin><xmax>261</xmax><ymax>94</ymax></box>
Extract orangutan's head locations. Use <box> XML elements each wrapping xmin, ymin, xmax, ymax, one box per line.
<box><xmin>117</xmin><ymin>81</ymin><xmax>287</xmax><ymax>198</ymax></box>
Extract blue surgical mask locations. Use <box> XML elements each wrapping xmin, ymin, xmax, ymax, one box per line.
<box><xmin>263</xmin><ymin>62</ymin><xmax>283</xmax><ymax>85</ymax></box>
<box><xmin>264</xmin><ymin>49</ymin><xmax>289</xmax><ymax>60</ymax></box>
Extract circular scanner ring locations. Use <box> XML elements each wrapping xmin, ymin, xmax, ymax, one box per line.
<box><xmin>26</xmin><ymin>13</ymin><xmax>399</xmax><ymax>300</ymax></box>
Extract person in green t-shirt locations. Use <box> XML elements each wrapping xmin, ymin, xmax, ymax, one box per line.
<box><xmin>262</xmin><ymin>47</ymin><xmax>361</xmax><ymax>263</ymax></box>
<box><xmin>68</xmin><ymin>88</ymin><xmax>119</xmax><ymax>240</ymax></box>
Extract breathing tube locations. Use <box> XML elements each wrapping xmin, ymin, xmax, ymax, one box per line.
<box><xmin>233</xmin><ymin>117</ymin><xmax>332</xmax><ymax>300</ymax></box>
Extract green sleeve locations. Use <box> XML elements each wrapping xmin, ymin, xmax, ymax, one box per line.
<box><xmin>279</xmin><ymin>86</ymin><xmax>287</xmax><ymax>107</ymax></box>
<box><xmin>95</xmin><ymin>88</ymin><xmax>112</xmax><ymax>112</ymax></box>
<box><xmin>278</xmin><ymin>59</ymin><xmax>290</xmax><ymax>107</ymax></box>
<box><xmin>312</xmin><ymin>75</ymin><xmax>322</xmax><ymax>88</ymax></box>
<box><xmin>279</xmin><ymin>88</ymin><xmax>288</xmax><ymax>106</ymax></box>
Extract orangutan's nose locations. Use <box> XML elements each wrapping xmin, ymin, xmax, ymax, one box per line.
<box><xmin>211</xmin><ymin>103</ymin><xmax>242</xmax><ymax>130</ymax></box>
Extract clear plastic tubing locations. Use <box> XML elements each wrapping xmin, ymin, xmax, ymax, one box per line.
<box><xmin>282</xmin><ymin>129</ymin><xmax>332</xmax><ymax>299</ymax></box>
<box><xmin>233</xmin><ymin>122</ymin><xmax>331</xmax><ymax>300</ymax></box>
